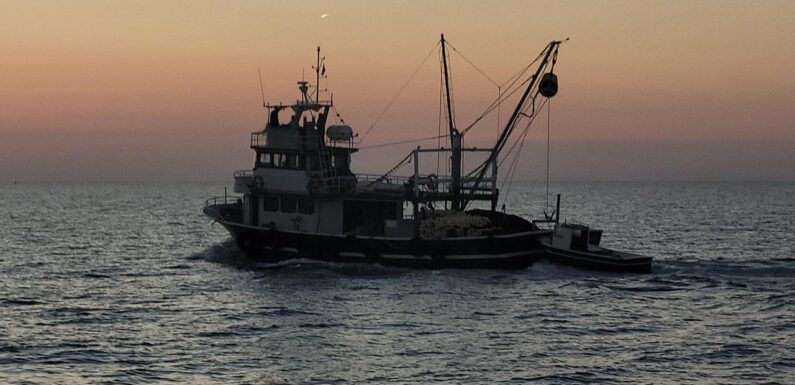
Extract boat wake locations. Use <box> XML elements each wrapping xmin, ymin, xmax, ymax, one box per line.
<box><xmin>188</xmin><ymin>239</ymin><xmax>411</xmax><ymax>276</ymax></box>
<box><xmin>186</xmin><ymin>239</ymin><xmax>247</xmax><ymax>266</ymax></box>
<box><xmin>653</xmin><ymin>258</ymin><xmax>795</xmax><ymax>279</ymax></box>
<box><xmin>188</xmin><ymin>238</ymin><xmax>794</xmax><ymax>288</ymax></box>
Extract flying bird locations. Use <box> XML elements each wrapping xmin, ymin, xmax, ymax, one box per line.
<box><xmin>320</xmin><ymin>13</ymin><xmax>329</xmax><ymax>19</ymax></box>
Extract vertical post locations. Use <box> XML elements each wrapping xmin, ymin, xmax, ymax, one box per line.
<box><xmin>491</xmin><ymin>159</ymin><xmax>498</xmax><ymax>211</ymax></box>
<box><xmin>413</xmin><ymin>149</ymin><xmax>419</xmax><ymax>218</ymax></box>
<box><xmin>450</xmin><ymin>132</ymin><xmax>461</xmax><ymax>210</ymax></box>
<box><xmin>224</xmin><ymin>186</ymin><xmax>227</xmax><ymax>203</ymax></box>
<box><xmin>316</xmin><ymin>46</ymin><xmax>321</xmax><ymax>103</ymax></box>
<box><xmin>555</xmin><ymin>194</ymin><xmax>561</xmax><ymax>224</ymax></box>
<box><xmin>440</xmin><ymin>34</ymin><xmax>461</xmax><ymax>211</ymax></box>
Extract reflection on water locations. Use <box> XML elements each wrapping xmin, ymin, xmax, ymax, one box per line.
<box><xmin>1</xmin><ymin>182</ymin><xmax>793</xmax><ymax>384</ymax></box>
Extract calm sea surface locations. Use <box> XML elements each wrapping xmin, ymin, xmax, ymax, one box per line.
<box><xmin>1</xmin><ymin>182</ymin><xmax>793</xmax><ymax>384</ymax></box>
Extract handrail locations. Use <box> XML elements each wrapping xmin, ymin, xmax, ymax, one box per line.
<box><xmin>251</xmin><ymin>129</ymin><xmax>354</xmax><ymax>150</ymax></box>
<box><xmin>356</xmin><ymin>173</ymin><xmax>414</xmax><ymax>184</ymax></box>
<box><xmin>356</xmin><ymin>172</ymin><xmax>495</xmax><ymax>196</ymax></box>
<box><xmin>234</xmin><ymin>169</ymin><xmax>253</xmax><ymax>178</ymax></box>
<box><xmin>251</xmin><ymin>132</ymin><xmax>323</xmax><ymax>150</ymax></box>
<box><xmin>204</xmin><ymin>195</ymin><xmax>243</xmax><ymax>208</ymax></box>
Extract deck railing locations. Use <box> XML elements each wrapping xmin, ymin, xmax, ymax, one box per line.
<box><xmin>356</xmin><ymin>173</ymin><xmax>414</xmax><ymax>186</ymax></box>
<box><xmin>250</xmin><ymin>131</ymin><xmax>322</xmax><ymax>150</ymax></box>
<box><xmin>204</xmin><ymin>195</ymin><xmax>243</xmax><ymax>208</ymax></box>
<box><xmin>356</xmin><ymin>172</ymin><xmax>494</xmax><ymax>196</ymax></box>
<box><xmin>251</xmin><ymin>130</ymin><xmax>354</xmax><ymax>150</ymax></box>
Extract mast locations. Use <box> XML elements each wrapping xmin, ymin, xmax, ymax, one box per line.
<box><xmin>441</xmin><ymin>34</ymin><xmax>462</xmax><ymax>211</ymax></box>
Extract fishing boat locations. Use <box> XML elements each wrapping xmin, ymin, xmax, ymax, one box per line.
<box><xmin>538</xmin><ymin>197</ymin><xmax>653</xmax><ymax>273</ymax></box>
<box><xmin>203</xmin><ymin>35</ymin><xmax>653</xmax><ymax>271</ymax></box>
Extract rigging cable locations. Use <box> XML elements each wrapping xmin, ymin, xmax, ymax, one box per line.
<box><xmin>330</xmin><ymin>106</ymin><xmax>346</xmax><ymax>124</ymax></box>
<box><xmin>364</xmin><ymin>151</ymin><xmax>414</xmax><ymax>189</ymax></box>
<box><xmin>502</xmin><ymin>120</ymin><xmax>531</xmax><ymax>205</ymax></box>
<box><xmin>358</xmin><ymin>41</ymin><xmax>440</xmax><ymax>145</ymax></box>
<box><xmin>466</xmin><ymin>91</ymin><xmax>543</xmax><ymax>180</ymax></box>
<box><xmin>464</xmin><ymin>48</ymin><xmax>555</xmax><ymax>184</ymax></box>
<box><xmin>460</xmin><ymin>48</ymin><xmax>547</xmax><ymax>136</ymax></box>
<box><xmin>357</xmin><ymin>134</ymin><xmax>450</xmax><ymax>150</ymax></box>
<box><xmin>499</xmin><ymin>96</ymin><xmax>549</xmax><ymax>207</ymax></box>
<box><xmin>498</xmin><ymin>98</ymin><xmax>549</xmax><ymax>210</ymax></box>
<box><xmin>257</xmin><ymin>68</ymin><xmax>266</xmax><ymax>107</ymax></box>
<box><xmin>446</xmin><ymin>39</ymin><xmax>504</xmax><ymax>139</ymax></box>
<box><xmin>496</xmin><ymin>97</ymin><xmax>548</xmax><ymax>171</ymax></box>
<box><xmin>446</xmin><ymin>41</ymin><xmax>499</xmax><ymax>87</ymax></box>
<box><xmin>545</xmin><ymin>99</ymin><xmax>551</xmax><ymax>213</ymax></box>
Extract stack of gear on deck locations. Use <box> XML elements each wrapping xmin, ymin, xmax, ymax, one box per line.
<box><xmin>419</xmin><ymin>211</ymin><xmax>495</xmax><ymax>239</ymax></box>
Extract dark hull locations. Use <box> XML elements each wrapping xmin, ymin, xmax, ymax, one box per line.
<box><xmin>541</xmin><ymin>240</ymin><xmax>653</xmax><ymax>273</ymax></box>
<box><xmin>217</xmin><ymin>220</ymin><xmax>548</xmax><ymax>269</ymax></box>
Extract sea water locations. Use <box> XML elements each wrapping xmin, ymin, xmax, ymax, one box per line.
<box><xmin>1</xmin><ymin>182</ymin><xmax>793</xmax><ymax>384</ymax></box>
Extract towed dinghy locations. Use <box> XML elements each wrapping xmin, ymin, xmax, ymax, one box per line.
<box><xmin>541</xmin><ymin>222</ymin><xmax>653</xmax><ymax>273</ymax></box>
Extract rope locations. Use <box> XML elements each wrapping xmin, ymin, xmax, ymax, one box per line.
<box><xmin>502</xmin><ymin>122</ymin><xmax>530</xmax><ymax>204</ymax></box>
<box><xmin>357</xmin><ymin>134</ymin><xmax>450</xmax><ymax>150</ymax></box>
<box><xmin>499</xmin><ymin>97</ymin><xmax>550</xmax><ymax>206</ymax></box>
<box><xmin>364</xmin><ymin>151</ymin><xmax>414</xmax><ymax>188</ymax></box>
<box><xmin>331</xmin><ymin>106</ymin><xmax>346</xmax><ymax>124</ymax></box>
<box><xmin>460</xmin><ymin>48</ymin><xmax>547</xmax><ymax>136</ymax></box>
<box><xmin>358</xmin><ymin>41</ymin><xmax>440</xmax><ymax>145</ymax></box>
<box><xmin>460</xmin><ymin>72</ymin><xmax>533</xmax><ymax>135</ymax></box>
<box><xmin>465</xmin><ymin>95</ymin><xmax>545</xmax><ymax>180</ymax></box>
<box><xmin>464</xmin><ymin>50</ymin><xmax>555</xmax><ymax>183</ymax></box>
<box><xmin>446</xmin><ymin>41</ymin><xmax>499</xmax><ymax>87</ymax></box>
<box><xmin>545</xmin><ymin>99</ymin><xmax>551</xmax><ymax>212</ymax></box>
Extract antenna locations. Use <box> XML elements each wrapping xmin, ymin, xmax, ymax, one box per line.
<box><xmin>258</xmin><ymin>68</ymin><xmax>266</xmax><ymax>108</ymax></box>
<box><xmin>316</xmin><ymin>46</ymin><xmax>321</xmax><ymax>103</ymax></box>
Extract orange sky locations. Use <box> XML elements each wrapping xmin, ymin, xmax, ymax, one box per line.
<box><xmin>1</xmin><ymin>0</ymin><xmax>793</xmax><ymax>182</ymax></box>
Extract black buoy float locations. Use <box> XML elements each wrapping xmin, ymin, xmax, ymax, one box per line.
<box><xmin>539</xmin><ymin>73</ymin><xmax>558</xmax><ymax>97</ymax></box>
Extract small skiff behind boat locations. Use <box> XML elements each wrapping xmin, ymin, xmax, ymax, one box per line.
<box><xmin>540</xmin><ymin>222</ymin><xmax>653</xmax><ymax>273</ymax></box>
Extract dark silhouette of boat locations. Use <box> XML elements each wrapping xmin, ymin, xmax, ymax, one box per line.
<box><xmin>540</xmin><ymin>222</ymin><xmax>653</xmax><ymax>273</ymax></box>
<box><xmin>203</xmin><ymin>35</ymin><xmax>654</xmax><ymax>272</ymax></box>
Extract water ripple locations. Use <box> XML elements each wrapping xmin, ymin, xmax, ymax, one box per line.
<box><xmin>0</xmin><ymin>182</ymin><xmax>793</xmax><ymax>384</ymax></box>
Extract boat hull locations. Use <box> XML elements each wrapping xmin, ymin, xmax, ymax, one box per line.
<box><xmin>540</xmin><ymin>239</ymin><xmax>653</xmax><ymax>273</ymax></box>
<box><xmin>216</xmin><ymin>220</ymin><xmax>548</xmax><ymax>269</ymax></box>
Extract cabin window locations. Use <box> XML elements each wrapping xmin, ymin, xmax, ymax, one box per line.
<box><xmin>271</xmin><ymin>153</ymin><xmax>285</xmax><ymax>168</ymax></box>
<box><xmin>258</xmin><ymin>152</ymin><xmax>307</xmax><ymax>169</ymax></box>
<box><xmin>263</xmin><ymin>195</ymin><xmax>279</xmax><ymax>212</ymax></box>
<box><xmin>287</xmin><ymin>154</ymin><xmax>304</xmax><ymax>170</ymax></box>
<box><xmin>298</xmin><ymin>199</ymin><xmax>314</xmax><ymax>214</ymax></box>
<box><xmin>280</xmin><ymin>197</ymin><xmax>297</xmax><ymax>213</ymax></box>
<box><xmin>258</xmin><ymin>152</ymin><xmax>272</xmax><ymax>167</ymax></box>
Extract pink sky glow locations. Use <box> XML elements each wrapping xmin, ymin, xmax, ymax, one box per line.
<box><xmin>1</xmin><ymin>0</ymin><xmax>793</xmax><ymax>182</ymax></box>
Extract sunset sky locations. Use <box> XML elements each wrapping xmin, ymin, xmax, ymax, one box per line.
<box><xmin>1</xmin><ymin>0</ymin><xmax>793</xmax><ymax>182</ymax></box>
